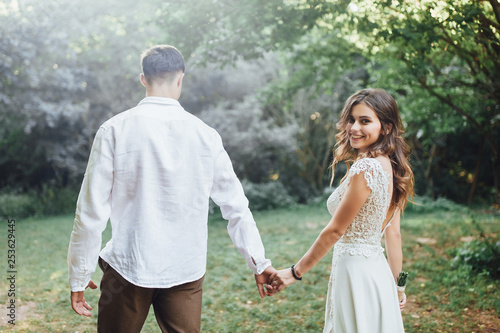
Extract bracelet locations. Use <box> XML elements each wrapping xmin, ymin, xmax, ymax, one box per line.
<box><xmin>291</xmin><ymin>264</ymin><xmax>302</xmax><ymax>281</ymax></box>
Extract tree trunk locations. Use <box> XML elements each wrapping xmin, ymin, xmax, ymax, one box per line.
<box><xmin>489</xmin><ymin>0</ymin><xmax>500</xmax><ymax>25</ymax></box>
<box><xmin>492</xmin><ymin>153</ymin><xmax>500</xmax><ymax>205</ymax></box>
<box><xmin>425</xmin><ymin>144</ymin><xmax>438</xmax><ymax>198</ymax></box>
<box><xmin>467</xmin><ymin>138</ymin><xmax>485</xmax><ymax>206</ymax></box>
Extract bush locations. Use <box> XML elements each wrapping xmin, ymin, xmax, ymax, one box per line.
<box><xmin>33</xmin><ymin>185</ymin><xmax>79</xmax><ymax>216</ymax></box>
<box><xmin>405</xmin><ymin>196</ymin><xmax>467</xmax><ymax>214</ymax></box>
<box><xmin>0</xmin><ymin>191</ymin><xmax>37</xmax><ymax>219</ymax></box>
<box><xmin>241</xmin><ymin>180</ymin><xmax>296</xmax><ymax>211</ymax></box>
<box><xmin>451</xmin><ymin>238</ymin><xmax>500</xmax><ymax>279</ymax></box>
<box><xmin>0</xmin><ymin>185</ymin><xmax>78</xmax><ymax>219</ymax></box>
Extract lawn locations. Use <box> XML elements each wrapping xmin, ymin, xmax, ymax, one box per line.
<box><xmin>0</xmin><ymin>200</ymin><xmax>498</xmax><ymax>332</ymax></box>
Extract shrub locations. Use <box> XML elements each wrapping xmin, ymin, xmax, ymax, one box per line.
<box><xmin>241</xmin><ymin>180</ymin><xmax>296</xmax><ymax>211</ymax></box>
<box><xmin>0</xmin><ymin>185</ymin><xmax>78</xmax><ymax>219</ymax></box>
<box><xmin>0</xmin><ymin>191</ymin><xmax>37</xmax><ymax>219</ymax></box>
<box><xmin>451</xmin><ymin>238</ymin><xmax>500</xmax><ymax>279</ymax></box>
<box><xmin>33</xmin><ymin>185</ymin><xmax>78</xmax><ymax>216</ymax></box>
<box><xmin>406</xmin><ymin>196</ymin><xmax>467</xmax><ymax>214</ymax></box>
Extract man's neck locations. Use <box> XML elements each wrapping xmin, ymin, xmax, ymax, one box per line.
<box><xmin>144</xmin><ymin>81</ymin><xmax>181</xmax><ymax>99</ymax></box>
<box><xmin>145</xmin><ymin>88</ymin><xmax>178</xmax><ymax>100</ymax></box>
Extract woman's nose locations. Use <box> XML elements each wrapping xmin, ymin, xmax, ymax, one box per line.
<box><xmin>351</xmin><ymin>121</ymin><xmax>361</xmax><ymax>131</ymax></box>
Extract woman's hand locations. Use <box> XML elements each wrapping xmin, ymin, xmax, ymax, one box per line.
<box><xmin>399</xmin><ymin>292</ymin><xmax>406</xmax><ymax>311</ymax></box>
<box><xmin>267</xmin><ymin>268</ymin><xmax>298</xmax><ymax>292</ymax></box>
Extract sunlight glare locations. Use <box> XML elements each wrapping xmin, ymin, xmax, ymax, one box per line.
<box><xmin>347</xmin><ymin>2</ymin><xmax>359</xmax><ymax>12</ymax></box>
<box><xmin>0</xmin><ymin>0</ymin><xmax>19</xmax><ymax>15</ymax></box>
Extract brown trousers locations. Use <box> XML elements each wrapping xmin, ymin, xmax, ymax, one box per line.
<box><xmin>97</xmin><ymin>257</ymin><xmax>204</xmax><ymax>333</ymax></box>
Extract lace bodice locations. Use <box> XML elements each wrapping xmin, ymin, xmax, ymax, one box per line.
<box><xmin>327</xmin><ymin>158</ymin><xmax>391</xmax><ymax>251</ymax></box>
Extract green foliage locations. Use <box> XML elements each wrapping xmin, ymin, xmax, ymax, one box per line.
<box><xmin>347</xmin><ymin>0</ymin><xmax>500</xmax><ymax>203</ymax></box>
<box><xmin>451</xmin><ymin>238</ymin><xmax>500</xmax><ymax>279</ymax></box>
<box><xmin>450</xmin><ymin>213</ymin><xmax>500</xmax><ymax>279</ymax></box>
<box><xmin>173</xmin><ymin>0</ymin><xmax>500</xmax><ymax>203</ymax></box>
<box><xmin>400</xmin><ymin>206</ymin><xmax>500</xmax><ymax>330</ymax></box>
<box><xmin>1</xmin><ymin>0</ymin><xmax>498</xmax><ymax>206</ymax></box>
<box><xmin>0</xmin><ymin>186</ymin><xmax>78</xmax><ymax>219</ymax></box>
<box><xmin>261</xmin><ymin>76</ymin><xmax>359</xmax><ymax>195</ymax></box>
<box><xmin>193</xmin><ymin>56</ymin><xmax>299</xmax><ymax>183</ymax></box>
<box><xmin>200</xmin><ymin>94</ymin><xmax>298</xmax><ymax>182</ymax></box>
<box><xmin>0</xmin><ymin>0</ymin><xmax>158</xmax><ymax>190</ymax></box>
<box><xmin>406</xmin><ymin>196</ymin><xmax>468</xmax><ymax>214</ymax></box>
<box><xmin>241</xmin><ymin>180</ymin><xmax>296</xmax><ymax>211</ymax></box>
<box><xmin>0</xmin><ymin>4</ymin><xmax>89</xmax><ymax>188</ymax></box>
<box><xmin>156</xmin><ymin>0</ymin><xmax>327</xmax><ymax>65</ymax></box>
<box><xmin>0</xmin><ymin>191</ymin><xmax>35</xmax><ymax>219</ymax></box>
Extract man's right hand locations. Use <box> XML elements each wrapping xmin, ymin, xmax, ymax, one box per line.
<box><xmin>71</xmin><ymin>280</ymin><xmax>98</xmax><ymax>317</ymax></box>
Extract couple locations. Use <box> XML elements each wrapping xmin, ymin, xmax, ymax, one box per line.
<box><xmin>68</xmin><ymin>45</ymin><xmax>413</xmax><ymax>333</ymax></box>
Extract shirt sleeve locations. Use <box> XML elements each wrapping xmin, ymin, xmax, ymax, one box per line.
<box><xmin>209</xmin><ymin>132</ymin><xmax>271</xmax><ymax>275</ymax></box>
<box><xmin>67</xmin><ymin>127</ymin><xmax>114</xmax><ymax>291</ymax></box>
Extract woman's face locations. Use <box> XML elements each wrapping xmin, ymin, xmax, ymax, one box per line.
<box><xmin>346</xmin><ymin>103</ymin><xmax>383</xmax><ymax>153</ymax></box>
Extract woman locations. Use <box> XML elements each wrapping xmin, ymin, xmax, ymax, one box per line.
<box><xmin>270</xmin><ymin>88</ymin><xmax>414</xmax><ymax>332</ymax></box>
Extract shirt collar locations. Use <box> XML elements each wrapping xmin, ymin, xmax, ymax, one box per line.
<box><xmin>138</xmin><ymin>97</ymin><xmax>181</xmax><ymax>107</ymax></box>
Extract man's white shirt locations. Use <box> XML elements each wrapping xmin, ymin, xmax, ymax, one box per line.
<box><xmin>68</xmin><ymin>97</ymin><xmax>271</xmax><ymax>292</ymax></box>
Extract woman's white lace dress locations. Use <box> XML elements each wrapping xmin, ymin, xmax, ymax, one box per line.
<box><xmin>323</xmin><ymin>158</ymin><xmax>404</xmax><ymax>333</ymax></box>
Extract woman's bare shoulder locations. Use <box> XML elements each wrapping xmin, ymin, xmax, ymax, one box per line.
<box><xmin>375</xmin><ymin>155</ymin><xmax>393</xmax><ymax>175</ymax></box>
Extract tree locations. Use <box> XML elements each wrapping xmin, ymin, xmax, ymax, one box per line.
<box><xmin>0</xmin><ymin>1</ymin><xmax>89</xmax><ymax>188</ymax></box>
<box><xmin>155</xmin><ymin>0</ymin><xmax>328</xmax><ymax>64</ymax></box>
<box><xmin>157</xmin><ymin>0</ymin><xmax>499</xmax><ymax>203</ymax></box>
<box><xmin>156</xmin><ymin>0</ymin><xmax>369</xmax><ymax>194</ymax></box>
<box><xmin>340</xmin><ymin>0</ymin><xmax>500</xmax><ymax>203</ymax></box>
<box><xmin>0</xmin><ymin>0</ymin><xmax>159</xmax><ymax>189</ymax></box>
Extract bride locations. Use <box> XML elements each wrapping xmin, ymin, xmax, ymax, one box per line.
<box><xmin>269</xmin><ymin>88</ymin><xmax>414</xmax><ymax>332</ymax></box>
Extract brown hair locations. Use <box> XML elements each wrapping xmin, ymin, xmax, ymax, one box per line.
<box><xmin>140</xmin><ymin>45</ymin><xmax>185</xmax><ymax>84</ymax></box>
<box><xmin>332</xmin><ymin>88</ymin><xmax>414</xmax><ymax>211</ymax></box>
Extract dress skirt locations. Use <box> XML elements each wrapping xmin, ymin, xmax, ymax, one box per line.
<box><xmin>323</xmin><ymin>247</ymin><xmax>404</xmax><ymax>333</ymax></box>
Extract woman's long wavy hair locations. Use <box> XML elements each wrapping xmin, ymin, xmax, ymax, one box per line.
<box><xmin>332</xmin><ymin>88</ymin><xmax>414</xmax><ymax>212</ymax></box>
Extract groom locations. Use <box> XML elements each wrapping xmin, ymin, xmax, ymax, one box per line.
<box><xmin>67</xmin><ymin>44</ymin><xmax>276</xmax><ymax>332</ymax></box>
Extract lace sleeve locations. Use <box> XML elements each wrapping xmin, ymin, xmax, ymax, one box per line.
<box><xmin>348</xmin><ymin>158</ymin><xmax>380</xmax><ymax>192</ymax></box>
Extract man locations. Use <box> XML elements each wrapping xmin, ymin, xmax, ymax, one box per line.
<box><xmin>68</xmin><ymin>45</ymin><xmax>276</xmax><ymax>332</ymax></box>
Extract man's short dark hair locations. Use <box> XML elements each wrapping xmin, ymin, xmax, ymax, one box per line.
<box><xmin>141</xmin><ymin>45</ymin><xmax>185</xmax><ymax>84</ymax></box>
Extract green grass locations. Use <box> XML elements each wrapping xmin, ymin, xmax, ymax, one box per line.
<box><xmin>0</xmin><ymin>202</ymin><xmax>498</xmax><ymax>332</ymax></box>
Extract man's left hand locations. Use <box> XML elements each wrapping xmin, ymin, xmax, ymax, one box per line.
<box><xmin>71</xmin><ymin>280</ymin><xmax>98</xmax><ymax>317</ymax></box>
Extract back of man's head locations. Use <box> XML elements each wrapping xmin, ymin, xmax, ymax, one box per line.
<box><xmin>141</xmin><ymin>45</ymin><xmax>185</xmax><ymax>85</ymax></box>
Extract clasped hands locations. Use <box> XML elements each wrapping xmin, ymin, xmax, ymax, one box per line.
<box><xmin>255</xmin><ymin>266</ymin><xmax>298</xmax><ymax>297</ymax></box>
<box><xmin>257</xmin><ymin>266</ymin><xmax>407</xmax><ymax>311</ymax></box>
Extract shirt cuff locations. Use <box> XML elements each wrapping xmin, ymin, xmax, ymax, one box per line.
<box><xmin>251</xmin><ymin>258</ymin><xmax>272</xmax><ymax>275</ymax></box>
<box><xmin>69</xmin><ymin>271</ymin><xmax>92</xmax><ymax>292</ymax></box>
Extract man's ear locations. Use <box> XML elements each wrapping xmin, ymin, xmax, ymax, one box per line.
<box><xmin>176</xmin><ymin>72</ymin><xmax>185</xmax><ymax>88</ymax></box>
<box><xmin>140</xmin><ymin>73</ymin><xmax>147</xmax><ymax>87</ymax></box>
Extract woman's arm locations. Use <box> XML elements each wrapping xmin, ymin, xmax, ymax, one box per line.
<box><xmin>271</xmin><ymin>172</ymin><xmax>371</xmax><ymax>288</ymax></box>
<box><xmin>384</xmin><ymin>210</ymin><xmax>402</xmax><ymax>282</ymax></box>
<box><xmin>385</xmin><ymin>210</ymin><xmax>407</xmax><ymax>309</ymax></box>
